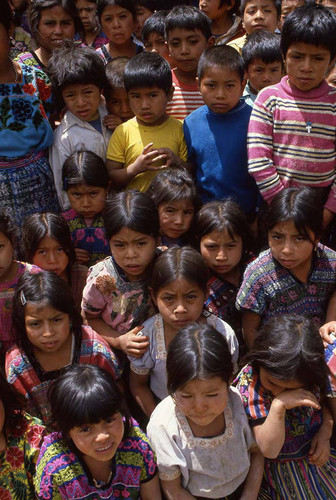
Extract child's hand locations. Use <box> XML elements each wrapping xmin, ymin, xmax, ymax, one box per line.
<box><xmin>75</xmin><ymin>248</ymin><xmax>89</xmax><ymax>264</ymax></box>
<box><xmin>274</xmin><ymin>388</ymin><xmax>321</xmax><ymax>412</ymax></box>
<box><xmin>309</xmin><ymin>432</ymin><xmax>331</xmax><ymax>466</ymax></box>
<box><xmin>156</xmin><ymin>147</ymin><xmax>179</xmax><ymax>167</ymax></box>
<box><xmin>119</xmin><ymin>326</ymin><xmax>149</xmax><ymax>357</ymax></box>
<box><xmin>319</xmin><ymin>321</ymin><xmax>336</xmax><ymax>346</ymax></box>
<box><xmin>130</xmin><ymin>143</ymin><xmax>167</xmax><ymax>176</ymax></box>
<box><xmin>103</xmin><ymin>113</ymin><xmax>122</xmax><ymax>130</ymax></box>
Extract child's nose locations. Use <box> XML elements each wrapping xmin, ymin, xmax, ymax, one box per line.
<box><xmin>180</xmin><ymin>42</ymin><xmax>190</xmax><ymax>54</ymax></box>
<box><xmin>254</xmin><ymin>8</ymin><xmax>264</xmax><ymax>18</ymax></box>
<box><xmin>216</xmin><ymin>249</ymin><xmax>227</xmax><ymax>260</ymax></box>
<box><xmin>301</xmin><ymin>57</ymin><xmax>312</xmax><ymax>72</ymax></box>
<box><xmin>174</xmin><ymin>302</ymin><xmax>187</xmax><ymax>313</ymax></box>
<box><xmin>47</xmin><ymin>251</ymin><xmax>57</xmax><ymax>263</ymax></box>
<box><xmin>53</xmin><ymin>22</ymin><xmax>63</xmax><ymax>35</ymax></box>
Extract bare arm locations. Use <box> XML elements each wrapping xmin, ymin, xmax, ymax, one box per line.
<box><xmin>129</xmin><ymin>370</ymin><xmax>157</xmax><ymax>418</ymax></box>
<box><xmin>241</xmin><ymin>311</ymin><xmax>262</xmax><ymax>349</ymax></box>
<box><xmin>239</xmin><ymin>446</ymin><xmax>264</xmax><ymax>500</ymax></box>
<box><xmin>161</xmin><ymin>477</ymin><xmax>196</xmax><ymax>500</ymax></box>
<box><xmin>140</xmin><ymin>475</ymin><xmax>162</xmax><ymax>500</ymax></box>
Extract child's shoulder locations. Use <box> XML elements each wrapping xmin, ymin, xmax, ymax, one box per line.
<box><xmin>148</xmin><ymin>396</ymin><xmax>176</xmax><ymax>429</ymax></box>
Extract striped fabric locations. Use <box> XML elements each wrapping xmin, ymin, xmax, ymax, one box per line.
<box><xmin>166</xmin><ymin>69</ymin><xmax>204</xmax><ymax>120</ymax></box>
<box><xmin>248</xmin><ymin>76</ymin><xmax>336</xmax><ymax>212</ymax></box>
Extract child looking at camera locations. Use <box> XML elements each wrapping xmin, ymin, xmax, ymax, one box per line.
<box><xmin>184</xmin><ymin>45</ymin><xmax>259</xmax><ymax>218</ymax></box>
<box><xmin>199</xmin><ymin>0</ymin><xmax>245</xmax><ymax>45</ymax></box>
<box><xmin>142</xmin><ymin>10</ymin><xmax>173</xmax><ymax>66</ymax></box>
<box><xmin>248</xmin><ymin>3</ymin><xmax>336</xmax><ymax>231</ymax></box>
<box><xmin>48</xmin><ymin>44</ymin><xmax>112</xmax><ymax>210</ymax></box>
<box><xmin>106</xmin><ymin>52</ymin><xmax>188</xmax><ymax>192</ymax></box>
<box><xmin>103</xmin><ymin>57</ymin><xmax>134</xmax><ymax>131</ymax></box>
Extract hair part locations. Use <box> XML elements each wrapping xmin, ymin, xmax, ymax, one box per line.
<box><xmin>124</xmin><ymin>51</ymin><xmax>172</xmax><ymax>94</ymax></box>
<box><xmin>242</xmin><ymin>29</ymin><xmax>283</xmax><ymax>68</ymax></box>
<box><xmin>62</xmin><ymin>151</ymin><xmax>109</xmax><ymax>190</ymax></box>
<box><xmin>167</xmin><ymin>323</ymin><xmax>234</xmax><ymax>394</ymax></box>
<box><xmin>198</xmin><ymin>44</ymin><xmax>245</xmax><ymax>82</ymax></box>
<box><xmin>97</xmin><ymin>0</ymin><xmax>136</xmax><ymax>21</ymax></box>
<box><xmin>165</xmin><ymin>5</ymin><xmax>212</xmax><ymax>41</ymax></box>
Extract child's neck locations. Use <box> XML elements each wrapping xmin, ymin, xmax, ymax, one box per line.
<box><xmin>32</xmin><ymin>333</ymin><xmax>73</xmax><ymax>372</ymax></box>
<box><xmin>107</xmin><ymin>39</ymin><xmax>137</xmax><ymax>59</ymax></box>
<box><xmin>174</xmin><ymin>67</ymin><xmax>198</xmax><ymax>86</ymax></box>
<box><xmin>0</xmin><ymin>261</ymin><xmax>19</xmax><ymax>285</ymax></box>
<box><xmin>211</xmin><ymin>15</ymin><xmax>234</xmax><ymax>36</ymax></box>
<box><xmin>136</xmin><ymin>113</ymin><xmax>169</xmax><ymax>127</ymax></box>
<box><xmin>217</xmin><ymin>265</ymin><xmax>241</xmax><ymax>287</ymax></box>
<box><xmin>83</xmin><ymin>455</ymin><xmax>112</xmax><ymax>484</ymax></box>
<box><xmin>187</xmin><ymin>412</ymin><xmax>226</xmax><ymax>438</ymax></box>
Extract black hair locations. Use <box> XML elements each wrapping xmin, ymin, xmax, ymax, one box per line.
<box><xmin>266</xmin><ymin>188</ymin><xmax>323</xmax><ymax>242</ymax></box>
<box><xmin>103</xmin><ymin>190</ymin><xmax>159</xmax><ymax>240</ymax></box>
<box><xmin>197</xmin><ymin>200</ymin><xmax>252</xmax><ymax>258</ymax></box>
<box><xmin>142</xmin><ymin>10</ymin><xmax>169</xmax><ymax>42</ymax></box>
<box><xmin>1</xmin><ymin>0</ymin><xmax>14</xmax><ymax>32</ymax></box>
<box><xmin>0</xmin><ymin>212</ymin><xmax>16</xmax><ymax>245</ymax></box>
<box><xmin>242</xmin><ymin>29</ymin><xmax>283</xmax><ymax>68</ymax></box>
<box><xmin>48</xmin><ymin>365</ymin><xmax>131</xmax><ymax>443</ymax></box>
<box><xmin>135</xmin><ymin>0</ymin><xmax>158</xmax><ymax>11</ymax></box>
<box><xmin>165</xmin><ymin>5</ymin><xmax>212</xmax><ymax>41</ymax></box>
<box><xmin>167</xmin><ymin>323</ymin><xmax>233</xmax><ymax>393</ymax></box>
<box><xmin>97</xmin><ymin>0</ymin><xmax>136</xmax><ymax>21</ymax></box>
<box><xmin>240</xmin><ymin>0</ymin><xmax>281</xmax><ymax>16</ymax></box>
<box><xmin>105</xmin><ymin>57</ymin><xmax>130</xmax><ymax>88</ymax></box>
<box><xmin>281</xmin><ymin>3</ymin><xmax>336</xmax><ymax>60</ymax></box>
<box><xmin>246</xmin><ymin>315</ymin><xmax>328</xmax><ymax>391</ymax></box>
<box><xmin>21</xmin><ymin>212</ymin><xmax>75</xmax><ymax>274</ymax></box>
<box><xmin>198</xmin><ymin>44</ymin><xmax>245</xmax><ymax>82</ymax></box>
<box><xmin>150</xmin><ymin>246</ymin><xmax>208</xmax><ymax>297</ymax></box>
<box><xmin>0</xmin><ymin>374</ymin><xmax>27</xmax><ymax>432</ymax></box>
<box><xmin>124</xmin><ymin>51</ymin><xmax>172</xmax><ymax>94</ymax></box>
<box><xmin>12</xmin><ymin>271</ymin><xmax>82</xmax><ymax>353</ymax></box>
<box><xmin>62</xmin><ymin>151</ymin><xmax>110</xmax><ymax>190</ymax></box>
<box><xmin>218</xmin><ymin>0</ymin><xmax>240</xmax><ymax>17</ymax></box>
<box><xmin>48</xmin><ymin>43</ymin><xmax>109</xmax><ymax>109</ymax></box>
<box><xmin>28</xmin><ymin>0</ymin><xmax>82</xmax><ymax>41</ymax></box>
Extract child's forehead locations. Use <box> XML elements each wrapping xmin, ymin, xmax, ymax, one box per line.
<box><xmin>146</xmin><ymin>30</ymin><xmax>165</xmax><ymax>41</ymax></box>
<box><xmin>167</xmin><ymin>27</ymin><xmax>207</xmax><ymax>41</ymax></box>
<box><xmin>201</xmin><ymin>65</ymin><xmax>242</xmax><ymax>81</ymax></box>
<box><xmin>106</xmin><ymin>86</ymin><xmax>128</xmax><ymax>98</ymax></box>
<box><xmin>62</xmin><ymin>82</ymin><xmax>101</xmax><ymax>93</ymax></box>
<box><xmin>248</xmin><ymin>57</ymin><xmax>282</xmax><ymax>68</ymax></box>
<box><xmin>127</xmin><ymin>85</ymin><xmax>166</xmax><ymax>94</ymax></box>
<box><xmin>244</xmin><ymin>0</ymin><xmax>277</xmax><ymax>10</ymax></box>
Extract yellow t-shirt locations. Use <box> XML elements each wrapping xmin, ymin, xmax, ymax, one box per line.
<box><xmin>106</xmin><ymin>116</ymin><xmax>188</xmax><ymax>191</ymax></box>
<box><xmin>227</xmin><ymin>34</ymin><xmax>247</xmax><ymax>54</ymax></box>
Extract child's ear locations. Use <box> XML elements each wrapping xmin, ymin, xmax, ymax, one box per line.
<box><xmin>167</xmin><ymin>85</ymin><xmax>174</xmax><ymax>102</ymax></box>
<box><xmin>207</xmin><ymin>36</ymin><xmax>215</xmax><ymax>48</ymax></box>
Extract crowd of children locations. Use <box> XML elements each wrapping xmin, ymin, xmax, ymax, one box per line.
<box><xmin>1</xmin><ymin>0</ymin><xmax>336</xmax><ymax>498</ymax></box>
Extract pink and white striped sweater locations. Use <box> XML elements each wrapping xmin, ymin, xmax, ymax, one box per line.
<box><xmin>248</xmin><ymin>76</ymin><xmax>336</xmax><ymax>212</ymax></box>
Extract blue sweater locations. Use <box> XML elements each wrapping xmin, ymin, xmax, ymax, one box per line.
<box><xmin>183</xmin><ymin>100</ymin><xmax>259</xmax><ymax>215</ymax></box>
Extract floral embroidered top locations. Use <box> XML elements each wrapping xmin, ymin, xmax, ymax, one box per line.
<box><xmin>0</xmin><ymin>411</ymin><xmax>45</xmax><ymax>499</ymax></box>
<box><xmin>62</xmin><ymin>209</ymin><xmax>111</xmax><ymax>267</ymax></box>
<box><xmin>82</xmin><ymin>257</ymin><xmax>155</xmax><ymax>335</ymax></box>
<box><xmin>34</xmin><ymin>419</ymin><xmax>158</xmax><ymax>499</ymax></box>
<box><xmin>73</xmin><ymin>30</ymin><xmax>109</xmax><ymax>49</ymax></box>
<box><xmin>0</xmin><ymin>63</ymin><xmax>53</xmax><ymax>157</ymax></box>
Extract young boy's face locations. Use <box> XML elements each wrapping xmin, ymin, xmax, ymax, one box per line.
<box><xmin>128</xmin><ymin>86</ymin><xmax>173</xmax><ymax>126</ymax></box>
<box><xmin>134</xmin><ymin>4</ymin><xmax>153</xmax><ymax>39</ymax></box>
<box><xmin>285</xmin><ymin>42</ymin><xmax>331</xmax><ymax>91</ymax></box>
<box><xmin>144</xmin><ymin>31</ymin><xmax>173</xmax><ymax>66</ymax></box>
<box><xmin>105</xmin><ymin>87</ymin><xmax>133</xmax><ymax>122</ymax></box>
<box><xmin>199</xmin><ymin>0</ymin><xmax>233</xmax><ymax>21</ymax></box>
<box><xmin>62</xmin><ymin>83</ymin><xmax>101</xmax><ymax>121</ymax></box>
<box><xmin>167</xmin><ymin>28</ymin><xmax>210</xmax><ymax>75</ymax></box>
<box><xmin>280</xmin><ymin>0</ymin><xmax>304</xmax><ymax>28</ymax></box>
<box><xmin>327</xmin><ymin>65</ymin><xmax>336</xmax><ymax>88</ymax></box>
<box><xmin>247</xmin><ymin>58</ymin><xmax>282</xmax><ymax>93</ymax></box>
<box><xmin>199</xmin><ymin>66</ymin><xmax>245</xmax><ymax>114</ymax></box>
<box><xmin>243</xmin><ymin>0</ymin><xmax>278</xmax><ymax>34</ymax></box>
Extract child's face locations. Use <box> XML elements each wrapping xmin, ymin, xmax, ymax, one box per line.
<box><xmin>134</xmin><ymin>4</ymin><xmax>153</xmax><ymax>39</ymax></box>
<box><xmin>75</xmin><ymin>0</ymin><xmax>97</xmax><ymax>33</ymax></box>
<box><xmin>128</xmin><ymin>86</ymin><xmax>172</xmax><ymax>126</ymax></box>
<box><xmin>100</xmin><ymin>4</ymin><xmax>134</xmax><ymax>46</ymax></box>
<box><xmin>199</xmin><ymin>0</ymin><xmax>233</xmax><ymax>21</ymax></box>
<box><xmin>243</xmin><ymin>0</ymin><xmax>279</xmax><ymax>34</ymax></box>
<box><xmin>152</xmin><ymin>278</ymin><xmax>206</xmax><ymax>333</ymax></box>
<box><xmin>285</xmin><ymin>42</ymin><xmax>332</xmax><ymax>91</ymax></box>
<box><xmin>144</xmin><ymin>31</ymin><xmax>173</xmax><ymax>66</ymax></box>
<box><xmin>67</xmin><ymin>184</ymin><xmax>107</xmax><ymax>219</ymax></box>
<box><xmin>158</xmin><ymin>199</ymin><xmax>195</xmax><ymax>240</ymax></box>
<box><xmin>24</xmin><ymin>302</ymin><xmax>71</xmax><ymax>354</ymax></box>
<box><xmin>32</xmin><ymin>236</ymin><xmax>69</xmax><ymax>280</ymax></box>
<box><xmin>268</xmin><ymin>220</ymin><xmax>318</xmax><ymax>277</ymax></box>
<box><xmin>37</xmin><ymin>5</ymin><xmax>75</xmax><ymax>53</ymax></box>
<box><xmin>0</xmin><ymin>232</ymin><xmax>15</xmax><ymax>282</ymax></box>
<box><xmin>200</xmin><ymin>229</ymin><xmax>243</xmax><ymax>280</ymax></box>
<box><xmin>167</xmin><ymin>28</ymin><xmax>210</xmax><ymax>75</ymax></box>
<box><xmin>259</xmin><ymin>367</ymin><xmax>303</xmax><ymax>396</ymax></box>
<box><xmin>174</xmin><ymin>377</ymin><xmax>229</xmax><ymax>429</ymax></box>
<box><xmin>69</xmin><ymin>413</ymin><xmax>124</xmax><ymax>464</ymax></box>
<box><xmin>327</xmin><ymin>65</ymin><xmax>336</xmax><ymax>88</ymax></box>
<box><xmin>247</xmin><ymin>58</ymin><xmax>283</xmax><ymax>93</ymax></box>
<box><xmin>109</xmin><ymin>227</ymin><xmax>157</xmax><ymax>281</ymax></box>
<box><xmin>105</xmin><ymin>87</ymin><xmax>133</xmax><ymax>122</ymax></box>
<box><xmin>62</xmin><ymin>84</ymin><xmax>101</xmax><ymax>122</ymax></box>
<box><xmin>199</xmin><ymin>66</ymin><xmax>245</xmax><ymax>113</ymax></box>
<box><xmin>280</xmin><ymin>0</ymin><xmax>304</xmax><ymax>28</ymax></box>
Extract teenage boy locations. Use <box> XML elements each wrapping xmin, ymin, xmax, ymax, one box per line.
<box><xmin>242</xmin><ymin>30</ymin><xmax>283</xmax><ymax>106</ymax></box>
<box><xmin>248</xmin><ymin>3</ymin><xmax>336</xmax><ymax>230</ymax></box>
<box><xmin>199</xmin><ymin>0</ymin><xmax>245</xmax><ymax>45</ymax></box>
<box><xmin>183</xmin><ymin>45</ymin><xmax>259</xmax><ymax>218</ymax></box>
<box><xmin>165</xmin><ymin>5</ymin><xmax>214</xmax><ymax>120</ymax></box>
<box><xmin>106</xmin><ymin>52</ymin><xmax>188</xmax><ymax>191</ymax></box>
<box><xmin>48</xmin><ymin>44</ymin><xmax>111</xmax><ymax>210</ymax></box>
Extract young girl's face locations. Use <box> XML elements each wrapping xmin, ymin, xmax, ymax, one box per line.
<box><xmin>259</xmin><ymin>367</ymin><xmax>303</xmax><ymax>396</ymax></box>
<box><xmin>100</xmin><ymin>4</ymin><xmax>134</xmax><ymax>46</ymax></box>
<box><xmin>158</xmin><ymin>199</ymin><xmax>195</xmax><ymax>240</ymax></box>
<box><xmin>175</xmin><ymin>376</ymin><xmax>229</xmax><ymax>429</ymax></box>
<box><xmin>67</xmin><ymin>183</ymin><xmax>107</xmax><ymax>219</ymax></box>
<box><xmin>69</xmin><ymin>413</ymin><xmax>124</xmax><ymax>463</ymax></box>
<box><xmin>153</xmin><ymin>277</ymin><xmax>206</xmax><ymax>332</ymax></box>
<box><xmin>268</xmin><ymin>220</ymin><xmax>317</xmax><ymax>277</ymax></box>
<box><xmin>200</xmin><ymin>229</ymin><xmax>243</xmax><ymax>280</ymax></box>
<box><xmin>32</xmin><ymin>236</ymin><xmax>69</xmax><ymax>279</ymax></box>
<box><xmin>109</xmin><ymin>227</ymin><xmax>157</xmax><ymax>281</ymax></box>
<box><xmin>327</xmin><ymin>64</ymin><xmax>336</xmax><ymax>88</ymax></box>
<box><xmin>24</xmin><ymin>302</ymin><xmax>71</xmax><ymax>354</ymax></box>
<box><xmin>0</xmin><ymin>232</ymin><xmax>15</xmax><ymax>282</ymax></box>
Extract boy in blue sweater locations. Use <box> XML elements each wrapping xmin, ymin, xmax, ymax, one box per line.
<box><xmin>183</xmin><ymin>45</ymin><xmax>259</xmax><ymax>220</ymax></box>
